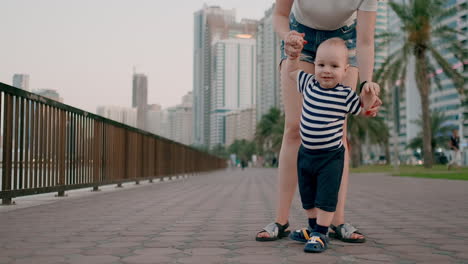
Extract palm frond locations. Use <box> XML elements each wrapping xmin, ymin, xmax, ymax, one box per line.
<box><xmin>427</xmin><ymin>62</ymin><xmax>444</xmax><ymax>92</ymax></box>
<box><xmin>432</xmin><ymin>25</ymin><xmax>465</xmax><ymax>38</ymax></box>
<box><xmin>428</xmin><ymin>45</ymin><xmax>465</xmax><ymax>94</ymax></box>
<box><xmin>388</xmin><ymin>1</ymin><xmax>413</xmax><ymax>29</ymax></box>
<box><xmin>431</xmin><ymin>4</ymin><xmax>458</xmax><ymax>23</ymax></box>
<box><xmin>446</xmin><ymin>42</ymin><xmax>468</xmax><ymax>63</ymax></box>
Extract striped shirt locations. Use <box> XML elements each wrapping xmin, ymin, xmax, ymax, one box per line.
<box><xmin>297</xmin><ymin>71</ymin><xmax>361</xmax><ymax>151</ymax></box>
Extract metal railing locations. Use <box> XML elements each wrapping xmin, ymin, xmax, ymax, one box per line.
<box><xmin>1</xmin><ymin>83</ymin><xmax>226</xmax><ymax>205</ymax></box>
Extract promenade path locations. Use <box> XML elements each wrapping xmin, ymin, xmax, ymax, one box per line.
<box><xmin>1</xmin><ymin>168</ymin><xmax>467</xmax><ymax>264</ymax></box>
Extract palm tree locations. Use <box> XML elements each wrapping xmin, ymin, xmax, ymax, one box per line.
<box><xmin>228</xmin><ymin>139</ymin><xmax>256</xmax><ymax>164</ymax></box>
<box><xmin>347</xmin><ymin>115</ymin><xmax>389</xmax><ymax>167</ymax></box>
<box><xmin>407</xmin><ymin>110</ymin><xmax>453</xmax><ymax>154</ymax></box>
<box><xmin>374</xmin><ymin>0</ymin><xmax>466</xmax><ymax>168</ymax></box>
<box><xmin>255</xmin><ymin>107</ymin><xmax>284</xmax><ymax>159</ymax></box>
<box><xmin>210</xmin><ymin>144</ymin><xmax>228</xmax><ymax>159</ymax></box>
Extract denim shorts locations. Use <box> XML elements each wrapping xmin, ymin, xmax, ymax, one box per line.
<box><xmin>281</xmin><ymin>13</ymin><xmax>357</xmax><ymax>67</ymax></box>
<box><xmin>297</xmin><ymin>145</ymin><xmax>345</xmax><ymax>212</ymax></box>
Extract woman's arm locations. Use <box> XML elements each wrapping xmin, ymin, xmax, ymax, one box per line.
<box><xmin>356</xmin><ymin>10</ymin><xmax>379</xmax><ymax>95</ymax></box>
<box><xmin>274</xmin><ymin>0</ymin><xmax>304</xmax><ymax>58</ymax></box>
<box><xmin>273</xmin><ymin>0</ymin><xmax>294</xmax><ymax>40</ymax></box>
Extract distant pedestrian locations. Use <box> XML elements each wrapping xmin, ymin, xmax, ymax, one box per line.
<box><xmin>240</xmin><ymin>159</ymin><xmax>247</xmax><ymax>170</ymax></box>
<box><xmin>448</xmin><ymin>129</ymin><xmax>461</xmax><ymax>170</ymax></box>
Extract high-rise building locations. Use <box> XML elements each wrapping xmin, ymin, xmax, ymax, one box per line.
<box><xmin>165</xmin><ymin>92</ymin><xmax>194</xmax><ymax>145</ymax></box>
<box><xmin>132</xmin><ymin>73</ymin><xmax>148</xmax><ymax>131</ymax></box>
<box><xmin>96</xmin><ymin>106</ymin><xmax>137</xmax><ymax>127</ymax></box>
<box><xmin>193</xmin><ymin>5</ymin><xmax>258</xmax><ymax>146</ymax></box>
<box><xmin>210</xmin><ymin>37</ymin><xmax>256</xmax><ymax>147</ymax></box>
<box><xmin>225</xmin><ymin>107</ymin><xmax>256</xmax><ymax>146</ymax></box>
<box><xmin>35</xmin><ymin>89</ymin><xmax>63</xmax><ymax>103</ymax></box>
<box><xmin>256</xmin><ymin>4</ymin><xmax>282</xmax><ymax>122</ymax></box>
<box><xmin>147</xmin><ymin>104</ymin><xmax>164</xmax><ymax>136</ymax></box>
<box><xmin>12</xmin><ymin>74</ymin><xmax>30</xmax><ymax>91</ymax></box>
<box><xmin>374</xmin><ymin>1</ymin><xmax>389</xmax><ymax>71</ymax></box>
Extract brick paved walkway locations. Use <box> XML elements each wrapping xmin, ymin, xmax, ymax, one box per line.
<box><xmin>0</xmin><ymin>168</ymin><xmax>467</xmax><ymax>264</ymax></box>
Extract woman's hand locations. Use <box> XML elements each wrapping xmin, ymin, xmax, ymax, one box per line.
<box><xmin>284</xmin><ymin>31</ymin><xmax>306</xmax><ymax>59</ymax></box>
<box><xmin>362</xmin><ymin>81</ymin><xmax>380</xmax><ymax>96</ymax></box>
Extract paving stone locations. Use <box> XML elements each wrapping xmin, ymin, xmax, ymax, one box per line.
<box><xmin>229</xmin><ymin>255</ymin><xmax>284</xmax><ymax>264</ymax></box>
<box><xmin>81</xmin><ymin>247</ymin><xmax>133</xmax><ymax>256</ymax></box>
<box><xmin>12</xmin><ymin>256</ymin><xmax>66</xmax><ymax>264</ymax></box>
<box><xmin>177</xmin><ymin>256</ymin><xmax>225</xmax><ymax>264</ymax></box>
<box><xmin>66</xmin><ymin>255</ymin><xmax>120</xmax><ymax>264</ymax></box>
<box><xmin>97</xmin><ymin>242</ymin><xmax>141</xmax><ymax>248</ymax></box>
<box><xmin>0</xmin><ymin>257</ymin><xmax>12</xmax><ymax>264</ymax></box>
<box><xmin>402</xmin><ymin>253</ymin><xmax>459</xmax><ymax>263</ymax></box>
<box><xmin>352</xmin><ymin>253</ymin><xmax>400</xmax><ymax>262</ymax></box>
<box><xmin>122</xmin><ymin>248</ymin><xmax>180</xmax><ymax>264</ymax></box>
<box><xmin>33</xmin><ymin>248</ymin><xmax>81</xmax><ymax>256</ymax></box>
<box><xmin>437</xmin><ymin>244</ymin><xmax>468</xmax><ymax>252</ymax></box>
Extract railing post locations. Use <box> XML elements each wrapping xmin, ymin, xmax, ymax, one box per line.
<box><xmin>2</xmin><ymin>94</ymin><xmax>14</xmax><ymax>205</ymax></box>
<box><xmin>57</xmin><ymin>109</ymin><xmax>66</xmax><ymax>197</ymax></box>
<box><xmin>93</xmin><ymin>121</ymin><xmax>101</xmax><ymax>191</ymax></box>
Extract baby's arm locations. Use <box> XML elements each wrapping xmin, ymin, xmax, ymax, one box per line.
<box><xmin>284</xmin><ymin>34</ymin><xmax>306</xmax><ymax>83</ymax></box>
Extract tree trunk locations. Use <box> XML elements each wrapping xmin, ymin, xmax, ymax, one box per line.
<box><xmin>384</xmin><ymin>139</ymin><xmax>391</xmax><ymax>165</ymax></box>
<box><xmin>415</xmin><ymin>49</ymin><xmax>433</xmax><ymax>168</ymax></box>
<box><xmin>350</xmin><ymin>137</ymin><xmax>361</xmax><ymax>168</ymax></box>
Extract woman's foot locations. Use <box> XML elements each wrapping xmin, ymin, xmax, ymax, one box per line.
<box><xmin>329</xmin><ymin>223</ymin><xmax>366</xmax><ymax>243</ymax></box>
<box><xmin>255</xmin><ymin>222</ymin><xmax>291</xmax><ymax>241</ymax></box>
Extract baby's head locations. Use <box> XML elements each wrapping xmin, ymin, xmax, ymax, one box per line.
<box><xmin>314</xmin><ymin>37</ymin><xmax>349</xmax><ymax>88</ymax></box>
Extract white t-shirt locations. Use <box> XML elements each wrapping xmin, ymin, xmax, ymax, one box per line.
<box><xmin>292</xmin><ymin>0</ymin><xmax>378</xmax><ymax>30</ymax></box>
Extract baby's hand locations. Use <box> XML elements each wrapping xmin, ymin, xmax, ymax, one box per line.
<box><xmin>285</xmin><ymin>31</ymin><xmax>307</xmax><ymax>60</ymax></box>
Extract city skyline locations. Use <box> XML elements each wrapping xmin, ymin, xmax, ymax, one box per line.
<box><xmin>0</xmin><ymin>0</ymin><xmax>275</xmax><ymax>114</ymax></box>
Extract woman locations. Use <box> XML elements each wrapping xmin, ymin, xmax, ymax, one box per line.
<box><xmin>256</xmin><ymin>0</ymin><xmax>381</xmax><ymax>243</ymax></box>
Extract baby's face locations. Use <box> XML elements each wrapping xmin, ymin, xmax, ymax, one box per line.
<box><xmin>314</xmin><ymin>44</ymin><xmax>348</xmax><ymax>88</ymax></box>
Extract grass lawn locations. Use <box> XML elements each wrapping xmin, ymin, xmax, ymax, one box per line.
<box><xmin>350</xmin><ymin>165</ymin><xmax>468</xmax><ymax>181</ymax></box>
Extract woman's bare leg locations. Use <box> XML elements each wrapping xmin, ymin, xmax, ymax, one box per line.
<box><xmin>331</xmin><ymin>67</ymin><xmax>364</xmax><ymax>239</ymax></box>
<box><xmin>257</xmin><ymin>60</ymin><xmax>315</xmax><ymax>238</ymax></box>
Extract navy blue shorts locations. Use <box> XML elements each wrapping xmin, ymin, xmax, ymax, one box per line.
<box><xmin>280</xmin><ymin>13</ymin><xmax>357</xmax><ymax>67</ymax></box>
<box><xmin>297</xmin><ymin>145</ymin><xmax>345</xmax><ymax>212</ymax></box>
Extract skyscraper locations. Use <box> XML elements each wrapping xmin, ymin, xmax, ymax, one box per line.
<box><xmin>256</xmin><ymin>4</ymin><xmax>282</xmax><ymax>122</ymax></box>
<box><xmin>225</xmin><ymin>107</ymin><xmax>256</xmax><ymax>146</ymax></box>
<box><xmin>96</xmin><ymin>105</ymin><xmax>137</xmax><ymax>127</ymax></box>
<box><xmin>35</xmin><ymin>89</ymin><xmax>63</xmax><ymax>103</ymax></box>
<box><xmin>193</xmin><ymin>5</ymin><xmax>258</xmax><ymax>146</ymax></box>
<box><xmin>132</xmin><ymin>73</ymin><xmax>148</xmax><ymax>131</ymax></box>
<box><xmin>12</xmin><ymin>74</ymin><xmax>30</xmax><ymax>91</ymax></box>
<box><xmin>147</xmin><ymin>104</ymin><xmax>164</xmax><ymax>136</ymax></box>
<box><xmin>374</xmin><ymin>1</ymin><xmax>389</xmax><ymax>71</ymax></box>
<box><xmin>165</xmin><ymin>92</ymin><xmax>194</xmax><ymax>145</ymax></box>
<box><xmin>210</xmin><ymin>37</ymin><xmax>256</xmax><ymax>147</ymax></box>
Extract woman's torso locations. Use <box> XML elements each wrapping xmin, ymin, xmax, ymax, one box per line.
<box><xmin>292</xmin><ymin>0</ymin><xmax>378</xmax><ymax>30</ymax></box>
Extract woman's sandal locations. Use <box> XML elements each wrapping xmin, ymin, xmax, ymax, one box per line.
<box><xmin>289</xmin><ymin>227</ymin><xmax>312</xmax><ymax>243</ymax></box>
<box><xmin>255</xmin><ymin>222</ymin><xmax>291</xmax><ymax>242</ymax></box>
<box><xmin>329</xmin><ymin>223</ymin><xmax>366</xmax><ymax>243</ymax></box>
<box><xmin>304</xmin><ymin>232</ymin><xmax>329</xmax><ymax>253</ymax></box>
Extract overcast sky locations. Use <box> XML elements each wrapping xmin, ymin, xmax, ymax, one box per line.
<box><xmin>0</xmin><ymin>0</ymin><xmax>275</xmax><ymax>113</ymax></box>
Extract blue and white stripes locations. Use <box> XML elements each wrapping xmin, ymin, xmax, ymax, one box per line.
<box><xmin>297</xmin><ymin>71</ymin><xmax>361</xmax><ymax>151</ymax></box>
